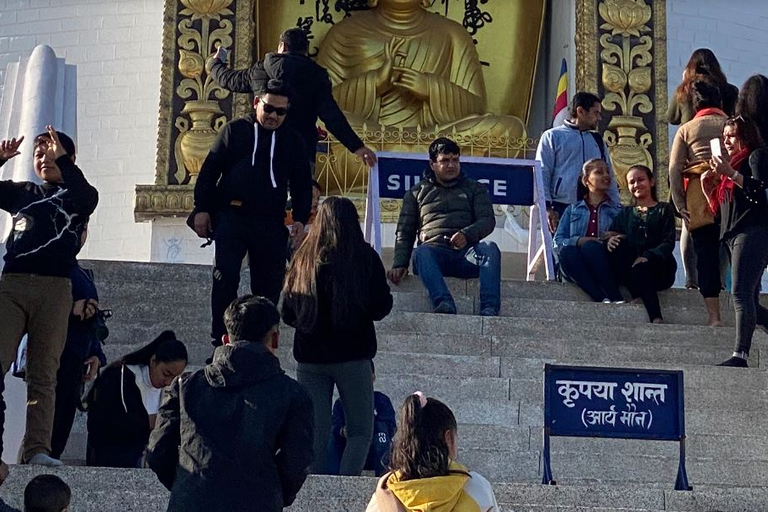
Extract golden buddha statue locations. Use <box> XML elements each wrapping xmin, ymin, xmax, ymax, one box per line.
<box><xmin>316</xmin><ymin>0</ymin><xmax>526</xmax><ymax>140</ymax></box>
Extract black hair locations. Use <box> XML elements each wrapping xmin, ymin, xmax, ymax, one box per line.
<box><xmin>279</xmin><ymin>28</ymin><xmax>309</xmax><ymax>54</ymax></box>
<box><xmin>691</xmin><ymin>77</ymin><xmax>722</xmax><ymax>112</ymax></box>
<box><xmin>33</xmin><ymin>130</ymin><xmax>76</xmax><ymax>157</ymax></box>
<box><xmin>724</xmin><ymin>116</ymin><xmax>764</xmax><ymax>152</ymax></box>
<box><xmin>675</xmin><ymin>48</ymin><xmax>729</xmax><ymax>105</ymax></box>
<box><xmin>428</xmin><ymin>137</ymin><xmax>460</xmax><ymax>162</ymax></box>
<box><xmin>736</xmin><ymin>74</ymin><xmax>768</xmax><ymax>144</ymax></box>
<box><xmin>626</xmin><ymin>164</ymin><xmax>658</xmax><ymax>203</ymax></box>
<box><xmin>24</xmin><ymin>474</ymin><xmax>71</xmax><ymax>512</ymax></box>
<box><xmin>283</xmin><ymin>196</ymin><xmax>369</xmax><ymax>331</ymax></box>
<box><xmin>258</xmin><ymin>79</ymin><xmax>292</xmax><ymax>101</ymax></box>
<box><xmin>577</xmin><ymin>158</ymin><xmax>608</xmax><ymax>200</ymax></box>
<box><xmin>389</xmin><ymin>395</ymin><xmax>458</xmax><ymax>480</ymax></box>
<box><xmin>116</xmin><ymin>330</ymin><xmax>188</xmax><ymax>367</ymax></box>
<box><xmin>569</xmin><ymin>92</ymin><xmax>601</xmax><ymax>119</ymax></box>
<box><xmin>224</xmin><ymin>295</ymin><xmax>280</xmax><ymax>343</ymax></box>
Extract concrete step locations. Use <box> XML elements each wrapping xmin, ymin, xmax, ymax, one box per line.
<box><xmin>2</xmin><ymin>465</ymin><xmax>767</xmax><ymax>511</ymax></box>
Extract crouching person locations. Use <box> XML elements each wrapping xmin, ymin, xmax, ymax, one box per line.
<box><xmin>387</xmin><ymin>138</ymin><xmax>501</xmax><ymax>316</ymax></box>
<box><xmin>147</xmin><ymin>296</ymin><xmax>314</xmax><ymax>512</ymax></box>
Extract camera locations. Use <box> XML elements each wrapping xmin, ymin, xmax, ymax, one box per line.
<box><xmin>93</xmin><ymin>308</ymin><xmax>113</xmax><ymax>342</ymax></box>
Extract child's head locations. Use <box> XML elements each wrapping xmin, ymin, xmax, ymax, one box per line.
<box><xmin>389</xmin><ymin>393</ymin><xmax>458</xmax><ymax>480</ymax></box>
<box><xmin>24</xmin><ymin>475</ymin><xmax>71</xmax><ymax>512</ymax></box>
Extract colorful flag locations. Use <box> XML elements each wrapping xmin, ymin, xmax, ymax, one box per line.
<box><xmin>553</xmin><ymin>58</ymin><xmax>569</xmax><ymax>127</ymax></box>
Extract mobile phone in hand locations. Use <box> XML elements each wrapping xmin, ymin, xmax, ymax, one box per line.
<box><xmin>710</xmin><ymin>138</ymin><xmax>722</xmax><ymax>158</ymax></box>
<box><xmin>218</xmin><ymin>47</ymin><xmax>228</xmax><ymax>63</ymax></box>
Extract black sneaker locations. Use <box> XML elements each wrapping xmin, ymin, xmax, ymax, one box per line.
<box><xmin>433</xmin><ymin>301</ymin><xmax>457</xmax><ymax>315</ymax></box>
<box><xmin>717</xmin><ymin>356</ymin><xmax>748</xmax><ymax>368</ymax></box>
<box><xmin>479</xmin><ymin>307</ymin><xmax>498</xmax><ymax>317</ymax></box>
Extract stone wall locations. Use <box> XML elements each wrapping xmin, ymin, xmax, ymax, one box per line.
<box><xmin>0</xmin><ymin>0</ymin><xmax>162</xmax><ymax>261</ymax></box>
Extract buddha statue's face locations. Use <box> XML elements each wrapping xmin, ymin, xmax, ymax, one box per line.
<box><xmin>375</xmin><ymin>0</ymin><xmax>426</xmax><ymax>10</ymax></box>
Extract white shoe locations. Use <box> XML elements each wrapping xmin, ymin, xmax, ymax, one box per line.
<box><xmin>613</xmin><ymin>300</ymin><xmax>626</xmax><ymax>304</ymax></box>
<box><xmin>26</xmin><ymin>453</ymin><xmax>63</xmax><ymax>467</ymax></box>
<box><xmin>602</xmin><ymin>298</ymin><xmax>611</xmax><ymax>303</ymax></box>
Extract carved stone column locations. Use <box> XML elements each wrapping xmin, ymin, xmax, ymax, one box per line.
<box><xmin>576</xmin><ymin>0</ymin><xmax>668</xmax><ymax>201</ymax></box>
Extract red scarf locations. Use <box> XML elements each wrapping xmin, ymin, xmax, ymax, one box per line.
<box><xmin>694</xmin><ymin>107</ymin><xmax>726</xmax><ymax>119</ymax></box>
<box><xmin>709</xmin><ymin>148</ymin><xmax>750</xmax><ymax>213</ymax></box>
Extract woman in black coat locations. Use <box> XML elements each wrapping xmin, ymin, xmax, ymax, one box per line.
<box><xmin>703</xmin><ymin>116</ymin><xmax>768</xmax><ymax>367</ymax></box>
<box><xmin>282</xmin><ymin>196</ymin><xmax>393</xmax><ymax>476</ymax></box>
<box><xmin>86</xmin><ymin>331</ymin><xmax>187</xmax><ymax>467</ymax></box>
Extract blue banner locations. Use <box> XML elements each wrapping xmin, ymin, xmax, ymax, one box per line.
<box><xmin>544</xmin><ymin>364</ymin><xmax>684</xmax><ymax>441</ymax></box>
<box><xmin>376</xmin><ymin>156</ymin><xmax>535</xmax><ymax>205</ymax></box>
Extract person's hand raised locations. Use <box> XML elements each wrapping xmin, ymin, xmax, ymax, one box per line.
<box><xmin>46</xmin><ymin>125</ymin><xmax>68</xmax><ymax>160</ymax></box>
<box><xmin>0</xmin><ymin>136</ymin><xmax>24</xmax><ymax>161</ymax></box>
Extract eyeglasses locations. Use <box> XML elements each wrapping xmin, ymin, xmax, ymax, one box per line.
<box><xmin>262</xmin><ymin>103</ymin><xmax>289</xmax><ymax>116</ymax></box>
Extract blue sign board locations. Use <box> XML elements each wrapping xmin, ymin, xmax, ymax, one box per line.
<box><xmin>376</xmin><ymin>156</ymin><xmax>535</xmax><ymax>205</ymax></box>
<box><xmin>542</xmin><ymin>364</ymin><xmax>690</xmax><ymax>490</ymax></box>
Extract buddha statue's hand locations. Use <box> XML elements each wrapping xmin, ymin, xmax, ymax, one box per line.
<box><xmin>376</xmin><ymin>37</ymin><xmax>407</xmax><ymax>95</ymax></box>
<box><xmin>392</xmin><ymin>67</ymin><xmax>431</xmax><ymax>102</ymax></box>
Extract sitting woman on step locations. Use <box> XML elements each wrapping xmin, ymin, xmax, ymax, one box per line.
<box><xmin>366</xmin><ymin>392</ymin><xmax>500</xmax><ymax>512</ymax></box>
<box><xmin>703</xmin><ymin>116</ymin><xmax>768</xmax><ymax>367</ymax></box>
<box><xmin>604</xmin><ymin>166</ymin><xmax>677</xmax><ymax>323</ymax></box>
<box><xmin>553</xmin><ymin>158</ymin><xmax>623</xmax><ymax>303</ymax></box>
<box><xmin>86</xmin><ymin>330</ymin><xmax>187</xmax><ymax>467</ymax></box>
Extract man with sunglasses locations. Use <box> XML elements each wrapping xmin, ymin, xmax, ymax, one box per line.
<box><xmin>193</xmin><ymin>79</ymin><xmax>313</xmax><ymax>349</ymax></box>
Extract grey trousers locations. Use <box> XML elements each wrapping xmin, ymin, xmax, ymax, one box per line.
<box><xmin>297</xmin><ymin>359</ymin><xmax>374</xmax><ymax>476</ymax></box>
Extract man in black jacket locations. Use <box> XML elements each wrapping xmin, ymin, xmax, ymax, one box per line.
<box><xmin>0</xmin><ymin>127</ymin><xmax>98</xmax><ymax>469</ymax></box>
<box><xmin>209</xmin><ymin>27</ymin><xmax>377</xmax><ymax>169</ymax></box>
<box><xmin>193</xmin><ymin>79</ymin><xmax>312</xmax><ymax>345</ymax></box>
<box><xmin>148</xmin><ymin>295</ymin><xmax>314</xmax><ymax>512</ymax></box>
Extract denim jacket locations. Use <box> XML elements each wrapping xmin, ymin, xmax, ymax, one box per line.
<box><xmin>553</xmin><ymin>198</ymin><xmax>622</xmax><ymax>253</ymax></box>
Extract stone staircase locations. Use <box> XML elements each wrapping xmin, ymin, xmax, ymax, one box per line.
<box><xmin>1</xmin><ymin>260</ymin><xmax>767</xmax><ymax>511</ymax></box>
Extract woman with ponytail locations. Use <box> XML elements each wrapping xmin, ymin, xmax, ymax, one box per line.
<box><xmin>86</xmin><ymin>330</ymin><xmax>187</xmax><ymax>467</ymax></box>
<box><xmin>366</xmin><ymin>392</ymin><xmax>500</xmax><ymax>512</ymax></box>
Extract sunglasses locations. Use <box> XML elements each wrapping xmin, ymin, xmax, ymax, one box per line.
<box><xmin>262</xmin><ymin>103</ymin><xmax>289</xmax><ymax>116</ymax></box>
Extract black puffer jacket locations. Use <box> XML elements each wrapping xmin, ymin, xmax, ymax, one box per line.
<box><xmin>392</xmin><ymin>169</ymin><xmax>495</xmax><ymax>269</ymax></box>
<box><xmin>147</xmin><ymin>341</ymin><xmax>314</xmax><ymax>512</ymax></box>
<box><xmin>209</xmin><ymin>52</ymin><xmax>364</xmax><ymax>162</ymax></box>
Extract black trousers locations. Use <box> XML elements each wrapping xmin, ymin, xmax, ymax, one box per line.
<box><xmin>690</xmin><ymin>223</ymin><xmax>722</xmax><ymax>298</ymax></box>
<box><xmin>50</xmin><ymin>349</ymin><xmax>84</xmax><ymax>459</ymax></box>
<box><xmin>211</xmin><ymin>210</ymin><xmax>288</xmax><ymax>341</ymax></box>
<box><xmin>727</xmin><ymin>225</ymin><xmax>768</xmax><ymax>355</ymax></box>
<box><xmin>607</xmin><ymin>242</ymin><xmax>676</xmax><ymax>322</ymax></box>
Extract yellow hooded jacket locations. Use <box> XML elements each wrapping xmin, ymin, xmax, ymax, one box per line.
<box><xmin>385</xmin><ymin>462</ymin><xmax>482</xmax><ymax>512</ymax></box>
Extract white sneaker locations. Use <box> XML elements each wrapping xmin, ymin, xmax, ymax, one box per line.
<box><xmin>613</xmin><ymin>300</ymin><xmax>626</xmax><ymax>304</ymax></box>
<box><xmin>26</xmin><ymin>453</ymin><xmax>63</xmax><ymax>467</ymax></box>
<box><xmin>602</xmin><ymin>298</ymin><xmax>611</xmax><ymax>303</ymax></box>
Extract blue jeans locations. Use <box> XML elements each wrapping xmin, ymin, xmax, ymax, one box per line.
<box><xmin>559</xmin><ymin>241</ymin><xmax>622</xmax><ymax>302</ymax></box>
<box><xmin>413</xmin><ymin>242</ymin><xmax>501</xmax><ymax>312</ymax></box>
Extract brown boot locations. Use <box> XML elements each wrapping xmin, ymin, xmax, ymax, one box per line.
<box><xmin>704</xmin><ymin>297</ymin><xmax>724</xmax><ymax>327</ymax></box>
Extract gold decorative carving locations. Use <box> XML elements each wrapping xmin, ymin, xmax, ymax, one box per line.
<box><xmin>576</xmin><ymin>0</ymin><xmax>667</xmax><ymax>200</ymax></box>
<box><xmin>599</xmin><ymin>0</ymin><xmax>653</xmax><ymax>194</ymax></box>
<box><xmin>173</xmin><ymin>0</ymin><xmax>233</xmax><ymax>184</ymax></box>
<box><xmin>135</xmin><ymin>184</ymin><xmax>195</xmax><ymax>222</ymax></box>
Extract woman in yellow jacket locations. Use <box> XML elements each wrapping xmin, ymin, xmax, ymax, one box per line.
<box><xmin>366</xmin><ymin>392</ymin><xmax>499</xmax><ymax>512</ymax></box>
